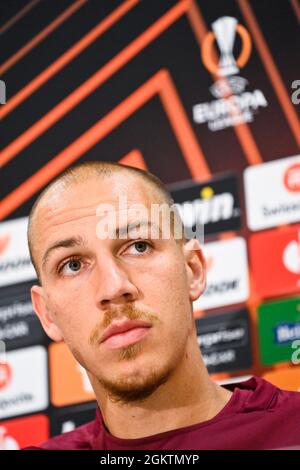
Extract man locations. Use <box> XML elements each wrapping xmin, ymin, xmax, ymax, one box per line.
<box><xmin>26</xmin><ymin>161</ymin><xmax>300</xmax><ymax>450</ymax></box>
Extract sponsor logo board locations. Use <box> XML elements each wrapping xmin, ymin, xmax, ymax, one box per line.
<box><xmin>250</xmin><ymin>225</ymin><xmax>300</xmax><ymax>298</ymax></box>
<box><xmin>0</xmin><ymin>414</ymin><xmax>49</xmax><ymax>449</ymax></box>
<box><xmin>196</xmin><ymin>308</ymin><xmax>252</xmax><ymax>373</ymax></box>
<box><xmin>50</xmin><ymin>402</ymin><xmax>97</xmax><ymax>437</ymax></box>
<box><xmin>0</xmin><ymin>217</ymin><xmax>36</xmax><ymax>287</ymax></box>
<box><xmin>258</xmin><ymin>297</ymin><xmax>300</xmax><ymax>366</ymax></box>
<box><xmin>193</xmin><ymin>237</ymin><xmax>249</xmax><ymax>311</ymax></box>
<box><xmin>49</xmin><ymin>342</ymin><xmax>95</xmax><ymax>407</ymax></box>
<box><xmin>169</xmin><ymin>173</ymin><xmax>241</xmax><ymax>238</ymax></box>
<box><xmin>0</xmin><ymin>346</ymin><xmax>48</xmax><ymax>419</ymax></box>
<box><xmin>0</xmin><ymin>281</ymin><xmax>47</xmax><ymax>349</ymax></box>
<box><xmin>244</xmin><ymin>155</ymin><xmax>300</xmax><ymax>231</ymax></box>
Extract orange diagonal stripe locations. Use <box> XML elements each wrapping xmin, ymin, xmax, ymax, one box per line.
<box><xmin>159</xmin><ymin>71</ymin><xmax>211</xmax><ymax>179</ymax></box>
<box><xmin>238</xmin><ymin>0</ymin><xmax>300</xmax><ymax>148</ymax></box>
<box><xmin>0</xmin><ymin>71</ymin><xmax>166</xmax><ymax>219</ymax></box>
<box><xmin>119</xmin><ymin>149</ymin><xmax>148</xmax><ymax>170</ymax></box>
<box><xmin>290</xmin><ymin>0</ymin><xmax>300</xmax><ymax>24</ymax></box>
<box><xmin>0</xmin><ymin>67</ymin><xmax>210</xmax><ymax>219</ymax></box>
<box><xmin>0</xmin><ymin>0</ymin><xmax>40</xmax><ymax>35</ymax></box>
<box><xmin>0</xmin><ymin>0</ymin><xmax>87</xmax><ymax>75</ymax></box>
<box><xmin>0</xmin><ymin>0</ymin><xmax>189</xmax><ymax>169</ymax></box>
<box><xmin>0</xmin><ymin>0</ymin><xmax>139</xmax><ymax>120</ymax></box>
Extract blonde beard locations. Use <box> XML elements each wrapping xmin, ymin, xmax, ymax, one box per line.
<box><xmin>97</xmin><ymin>360</ymin><xmax>175</xmax><ymax>404</ymax></box>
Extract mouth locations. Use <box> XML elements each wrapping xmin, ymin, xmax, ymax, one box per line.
<box><xmin>100</xmin><ymin>319</ymin><xmax>152</xmax><ymax>350</ymax></box>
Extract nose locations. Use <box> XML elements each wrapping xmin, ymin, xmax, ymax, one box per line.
<box><xmin>94</xmin><ymin>255</ymin><xmax>139</xmax><ymax>309</ymax></box>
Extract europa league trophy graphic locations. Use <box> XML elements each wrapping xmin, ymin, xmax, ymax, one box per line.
<box><xmin>212</xmin><ymin>16</ymin><xmax>239</xmax><ymax>77</ymax></box>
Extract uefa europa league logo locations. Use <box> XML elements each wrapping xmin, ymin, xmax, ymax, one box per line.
<box><xmin>201</xmin><ymin>16</ymin><xmax>251</xmax><ymax>79</ymax></box>
<box><xmin>212</xmin><ymin>16</ymin><xmax>239</xmax><ymax>77</ymax></box>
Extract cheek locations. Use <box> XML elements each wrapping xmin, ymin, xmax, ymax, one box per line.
<box><xmin>151</xmin><ymin>256</ymin><xmax>188</xmax><ymax>300</ymax></box>
<box><xmin>44</xmin><ymin>287</ymin><xmax>94</xmax><ymax>338</ymax></box>
<box><xmin>46</xmin><ymin>277</ymin><xmax>94</xmax><ymax>310</ymax></box>
<box><xmin>139</xmin><ymin>257</ymin><xmax>190</xmax><ymax>320</ymax></box>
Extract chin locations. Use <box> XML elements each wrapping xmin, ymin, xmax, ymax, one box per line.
<box><xmin>98</xmin><ymin>359</ymin><xmax>174</xmax><ymax>404</ymax></box>
<box><xmin>104</xmin><ymin>369</ymin><xmax>171</xmax><ymax>403</ymax></box>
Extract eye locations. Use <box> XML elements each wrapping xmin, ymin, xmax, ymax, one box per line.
<box><xmin>125</xmin><ymin>240</ymin><xmax>152</xmax><ymax>255</ymax></box>
<box><xmin>58</xmin><ymin>257</ymin><xmax>83</xmax><ymax>276</ymax></box>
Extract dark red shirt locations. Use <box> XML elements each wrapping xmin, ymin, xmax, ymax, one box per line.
<box><xmin>29</xmin><ymin>377</ymin><xmax>300</xmax><ymax>450</ymax></box>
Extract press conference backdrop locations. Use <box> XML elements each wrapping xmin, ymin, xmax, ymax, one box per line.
<box><xmin>0</xmin><ymin>0</ymin><xmax>300</xmax><ymax>449</ymax></box>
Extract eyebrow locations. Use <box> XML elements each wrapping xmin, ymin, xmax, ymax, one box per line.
<box><xmin>41</xmin><ymin>221</ymin><xmax>161</xmax><ymax>270</ymax></box>
<box><xmin>115</xmin><ymin>220</ymin><xmax>161</xmax><ymax>238</ymax></box>
<box><xmin>42</xmin><ymin>235</ymin><xmax>87</xmax><ymax>270</ymax></box>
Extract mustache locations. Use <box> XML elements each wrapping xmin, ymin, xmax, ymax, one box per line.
<box><xmin>89</xmin><ymin>305</ymin><xmax>159</xmax><ymax>346</ymax></box>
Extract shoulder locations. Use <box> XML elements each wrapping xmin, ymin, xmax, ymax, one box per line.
<box><xmin>230</xmin><ymin>375</ymin><xmax>300</xmax><ymax>413</ymax></box>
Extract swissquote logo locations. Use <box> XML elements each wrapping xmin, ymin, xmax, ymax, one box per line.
<box><xmin>0</xmin><ymin>217</ymin><xmax>36</xmax><ymax>287</ymax></box>
<box><xmin>284</xmin><ymin>163</ymin><xmax>300</xmax><ymax>192</ymax></box>
<box><xmin>244</xmin><ymin>155</ymin><xmax>300</xmax><ymax>231</ymax></box>
<box><xmin>193</xmin><ymin>16</ymin><xmax>268</xmax><ymax>131</ymax></box>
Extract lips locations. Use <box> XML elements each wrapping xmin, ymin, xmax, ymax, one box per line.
<box><xmin>100</xmin><ymin>319</ymin><xmax>152</xmax><ymax>347</ymax></box>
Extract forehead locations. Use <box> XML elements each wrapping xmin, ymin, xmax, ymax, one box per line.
<box><xmin>32</xmin><ymin>173</ymin><xmax>162</xmax><ymax>248</ymax></box>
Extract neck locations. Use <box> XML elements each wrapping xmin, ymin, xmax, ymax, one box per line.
<box><xmin>91</xmin><ymin>339</ymin><xmax>232</xmax><ymax>440</ymax></box>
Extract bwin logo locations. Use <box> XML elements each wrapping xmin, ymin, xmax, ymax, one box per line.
<box><xmin>176</xmin><ymin>190</ymin><xmax>236</xmax><ymax>227</ymax></box>
<box><xmin>0</xmin><ymin>80</ymin><xmax>6</xmax><ymax>104</ymax></box>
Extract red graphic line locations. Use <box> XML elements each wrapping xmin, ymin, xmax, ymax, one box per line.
<box><xmin>0</xmin><ymin>0</ymin><xmax>140</xmax><ymax>121</ymax></box>
<box><xmin>0</xmin><ymin>69</ymin><xmax>210</xmax><ymax>220</ymax></box>
<box><xmin>0</xmin><ymin>0</ymin><xmax>87</xmax><ymax>75</ymax></box>
<box><xmin>0</xmin><ymin>0</ymin><xmax>189</xmax><ymax>168</ymax></box>
<box><xmin>238</xmin><ymin>0</ymin><xmax>300</xmax><ymax>148</ymax></box>
<box><xmin>187</xmin><ymin>0</ymin><xmax>263</xmax><ymax>165</ymax></box>
<box><xmin>0</xmin><ymin>0</ymin><xmax>40</xmax><ymax>35</ymax></box>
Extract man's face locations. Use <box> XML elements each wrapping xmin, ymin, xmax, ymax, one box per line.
<box><xmin>31</xmin><ymin>173</ymin><xmax>205</xmax><ymax>402</ymax></box>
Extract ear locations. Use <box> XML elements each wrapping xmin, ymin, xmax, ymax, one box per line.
<box><xmin>31</xmin><ymin>285</ymin><xmax>64</xmax><ymax>342</ymax></box>
<box><xmin>183</xmin><ymin>238</ymin><xmax>206</xmax><ymax>302</ymax></box>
